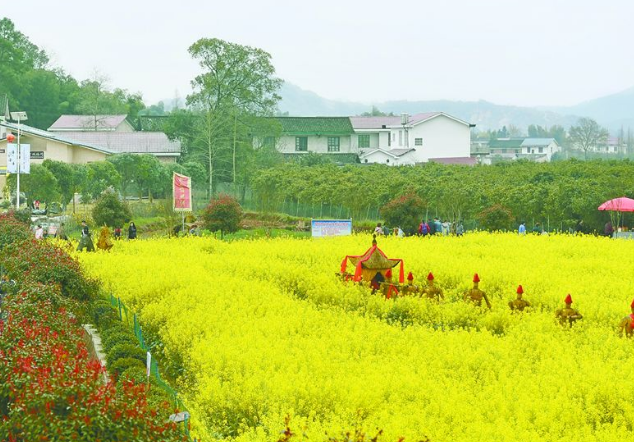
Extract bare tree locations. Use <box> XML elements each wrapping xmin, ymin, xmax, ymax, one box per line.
<box><xmin>568</xmin><ymin>118</ymin><xmax>609</xmax><ymax>160</ymax></box>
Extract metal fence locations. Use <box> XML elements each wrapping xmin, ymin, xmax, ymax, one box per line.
<box><xmin>109</xmin><ymin>294</ymin><xmax>195</xmax><ymax>440</ymax></box>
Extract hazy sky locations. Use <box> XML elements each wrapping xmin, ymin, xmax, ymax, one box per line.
<box><xmin>4</xmin><ymin>0</ymin><xmax>633</xmax><ymax>107</ymax></box>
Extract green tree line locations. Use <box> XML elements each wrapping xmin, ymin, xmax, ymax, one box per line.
<box><xmin>251</xmin><ymin>160</ymin><xmax>634</xmax><ymax>232</ymax></box>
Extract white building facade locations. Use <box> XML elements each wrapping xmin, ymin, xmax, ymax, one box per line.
<box><xmin>352</xmin><ymin>112</ymin><xmax>474</xmax><ymax>165</ymax></box>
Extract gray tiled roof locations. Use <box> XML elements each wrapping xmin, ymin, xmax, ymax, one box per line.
<box><xmin>48</xmin><ymin>115</ymin><xmax>128</xmax><ymax>131</ymax></box>
<box><xmin>57</xmin><ymin>131</ymin><xmax>181</xmax><ymax>155</ymax></box>
<box><xmin>0</xmin><ymin>121</ymin><xmax>114</xmax><ymax>154</ymax></box>
<box><xmin>520</xmin><ymin>138</ymin><xmax>556</xmax><ymax>147</ymax></box>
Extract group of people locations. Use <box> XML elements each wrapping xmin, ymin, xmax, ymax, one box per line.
<box><xmin>418</xmin><ymin>218</ymin><xmax>464</xmax><ymax>237</ymax></box>
<box><xmin>76</xmin><ymin>220</ymin><xmax>137</xmax><ymax>252</ymax></box>
<box><xmin>372</xmin><ymin>219</ymin><xmax>465</xmax><ymax>238</ymax></box>
<box><xmin>518</xmin><ymin>222</ymin><xmax>544</xmax><ymax>235</ymax></box>
<box><xmin>374</xmin><ymin>223</ymin><xmax>404</xmax><ymax>237</ymax></box>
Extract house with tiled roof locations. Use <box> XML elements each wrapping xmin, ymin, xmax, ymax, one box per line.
<box><xmin>0</xmin><ymin>122</ymin><xmax>114</xmax><ymax>191</ymax></box>
<box><xmin>590</xmin><ymin>136</ymin><xmax>626</xmax><ymax>154</ymax></box>
<box><xmin>480</xmin><ymin>137</ymin><xmax>560</xmax><ymax>163</ymax></box>
<box><xmin>267</xmin><ymin>112</ymin><xmax>474</xmax><ymax>166</ymax></box>
<box><xmin>273</xmin><ymin>117</ymin><xmax>356</xmax><ymax>157</ymax></box>
<box><xmin>48</xmin><ymin>114</ymin><xmax>180</xmax><ymax>162</ymax></box>
<box><xmin>353</xmin><ymin>112</ymin><xmax>474</xmax><ymax>165</ymax></box>
<box><xmin>48</xmin><ymin>115</ymin><xmax>134</xmax><ymax>132</ymax></box>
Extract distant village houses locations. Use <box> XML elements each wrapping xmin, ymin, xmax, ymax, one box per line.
<box><xmin>472</xmin><ymin>137</ymin><xmax>561</xmax><ymax>164</ymax></box>
<box><xmin>0</xmin><ymin>110</ymin><xmax>180</xmax><ymax>191</ymax></box>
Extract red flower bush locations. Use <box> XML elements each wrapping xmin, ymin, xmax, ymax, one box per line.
<box><xmin>0</xmin><ymin>215</ymin><xmax>187</xmax><ymax>441</ymax></box>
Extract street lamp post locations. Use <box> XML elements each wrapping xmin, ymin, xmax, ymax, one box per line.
<box><xmin>10</xmin><ymin>112</ymin><xmax>27</xmax><ymax>210</ymax></box>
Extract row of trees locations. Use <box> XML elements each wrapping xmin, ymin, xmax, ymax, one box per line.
<box><xmin>2</xmin><ymin>154</ymin><xmax>207</xmax><ymax>211</ymax></box>
<box><xmin>251</xmin><ymin>160</ymin><xmax>634</xmax><ymax>233</ymax></box>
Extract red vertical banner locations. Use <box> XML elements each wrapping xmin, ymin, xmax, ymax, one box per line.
<box><xmin>173</xmin><ymin>172</ymin><xmax>192</xmax><ymax>212</ymax></box>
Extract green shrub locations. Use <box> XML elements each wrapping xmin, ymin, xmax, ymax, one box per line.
<box><xmin>106</xmin><ymin>343</ymin><xmax>146</xmax><ymax>368</ymax></box>
<box><xmin>476</xmin><ymin>204</ymin><xmax>514</xmax><ymax>231</ymax></box>
<box><xmin>91</xmin><ymin>300</ymin><xmax>119</xmax><ymax>328</ymax></box>
<box><xmin>99</xmin><ymin>321</ymin><xmax>129</xmax><ymax>340</ymax></box>
<box><xmin>92</xmin><ymin>190</ymin><xmax>132</xmax><ymax>228</ymax></box>
<box><xmin>109</xmin><ymin>357</ymin><xmax>145</xmax><ymax>378</ymax></box>
<box><xmin>102</xmin><ymin>331</ymin><xmax>138</xmax><ymax>353</ymax></box>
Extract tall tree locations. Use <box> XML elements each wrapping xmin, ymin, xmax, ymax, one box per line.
<box><xmin>107</xmin><ymin>153</ymin><xmax>140</xmax><ymax>199</ymax></box>
<box><xmin>568</xmin><ymin>118</ymin><xmax>609</xmax><ymax>160</ymax></box>
<box><xmin>76</xmin><ymin>71</ymin><xmax>146</xmax><ymax>129</ymax></box>
<box><xmin>184</xmin><ymin>38</ymin><xmax>282</xmax><ymax>197</ymax></box>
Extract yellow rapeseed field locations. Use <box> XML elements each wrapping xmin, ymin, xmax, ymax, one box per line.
<box><xmin>77</xmin><ymin>233</ymin><xmax>634</xmax><ymax>442</ymax></box>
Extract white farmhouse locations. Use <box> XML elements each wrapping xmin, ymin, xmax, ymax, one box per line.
<box><xmin>519</xmin><ymin>138</ymin><xmax>560</xmax><ymax>161</ymax></box>
<box><xmin>351</xmin><ymin>112</ymin><xmax>474</xmax><ymax>165</ymax></box>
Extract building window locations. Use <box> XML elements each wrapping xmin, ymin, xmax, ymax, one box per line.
<box><xmin>388</xmin><ymin>133</ymin><xmax>391</xmax><ymax>147</ymax></box>
<box><xmin>358</xmin><ymin>134</ymin><xmax>370</xmax><ymax>148</ymax></box>
<box><xmin>398</xmin><ymin>131</ymin><xmax>403</xmax><ymax>146</ymax></box>
<box><xmin>414</xmin><ymin>138</ymin><xmax>423</xmax><ymax>146</ymax></box>
<box><xmin>295</xmin><ymin>137</ymin><xmax>308</xmax><ymax>152</ymax></box>
<box><xmin>538</xmin><ymin>147</ymin><xmax>543</xmax><ymax>153</ymax></box>
<box><xmin>263</xmin><ymin>136</ymin><xmax>276</xmax><ymax>148</ymax></box>
<box><xmin>327</xmin><ymin>137</ymin><xmax>340</xmax><ymax>152</ymax></box>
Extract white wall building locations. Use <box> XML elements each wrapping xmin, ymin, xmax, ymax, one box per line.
<box><xmin>351</xmin><ymin>112</ymin><xmax>474</xmax><ymax>165</ymax></box>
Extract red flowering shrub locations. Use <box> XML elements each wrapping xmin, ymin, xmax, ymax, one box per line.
<box><xmin>0</xmin><ymin>217</ymin><xmax>188</xmax><ymax>441</ymax></box>
<box><xmin>2</xmin><ymin>239</ymin><xmax>99</xmax><ymax>301</ymax></box>
<box><xmin>0</xmin><ymin>213</ymin><xmax>31</xmax><ymax>251</ymax></box>
<box><xmin>380</xmin><ymin>192</ymin><xmax>425</xmax><ymax>235</ymax></box>
<box><xmin>202</xmin><ymin>193</ymin><xmax>243</xmax><ymax>234</ymax></box>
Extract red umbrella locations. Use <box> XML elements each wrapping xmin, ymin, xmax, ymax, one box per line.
<box><xmin>598</xmin><ymin>197</ymin><xmax>634</xmax><ymax>212</ymax></box>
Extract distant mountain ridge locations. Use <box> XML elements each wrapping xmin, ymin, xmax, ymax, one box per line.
<box><xmin>277</xmin><ymin>82</ymin><xmax>634</xmax><ymax>133</ymax></box>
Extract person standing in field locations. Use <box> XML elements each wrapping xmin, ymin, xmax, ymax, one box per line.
<box><xmin>604</xmin><ymin>221</ymin><xmax>614</xmax><ymax>238</ymax></box>
<box><xmin>128</xmin><ymin>221</ymin><xmax>137</xmax><ymax>240</ymax></box>
<box><xmin>456</xmin><ymin>221</ymin><xmax>464</xmax><ymax>237</ymax></box>
<box><xmin>508</xmin><ymin>285</ymin><xmax>530</xmax><ymax>311</ymax></box>
<box><xmin>34</xmin><ymin>224</ymin><xmax>44</xmax><ymax>240</ymax></box>
<box><xmin>56</xmin><ymin>222</ymin><xmax>68</xmax><ymax>241</ymax></box>
<box><xmin>518</xmin><ymin>222</ymin><xmax>526</xmax><ymax>235</ymax></box>
<box><xmin>441</xmin><ymin>220</ymin><xmax>450</xmax><ymax>236</ymax></box>
<box><xmin>434</xmin><ymin>218</ymin><xmax>442</xmax><ymax>235</ymax></box>
<box><xmin>77</xmin><ymin>220</ymin><xmax>95</xmax><ymax>252</ymax></box>
<box><xmin>618</xmin><ymin>299</ymin><xmax>634</xmax><ymax>337</ymax></box>
<box><xmin>464</xmin><ymin>273</ymin><xmax>491</xmax><ymax>309</ymax></box>
<box><xmin>555</xmin><ymin>294</ymin><xmax>583</xmax><ymax>325</ymax></box>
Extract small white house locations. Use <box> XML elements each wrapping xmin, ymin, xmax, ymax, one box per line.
<box><xmin>520</xmin><ymin>138</ymin><xmax>560</xmax><ymax>161</ymax></box>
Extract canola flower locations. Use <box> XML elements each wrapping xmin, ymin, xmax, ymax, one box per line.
<box><xmin>77</xmin><ymin>232</ymin><xmax>634</xmax><ymax>442</ymax></box>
